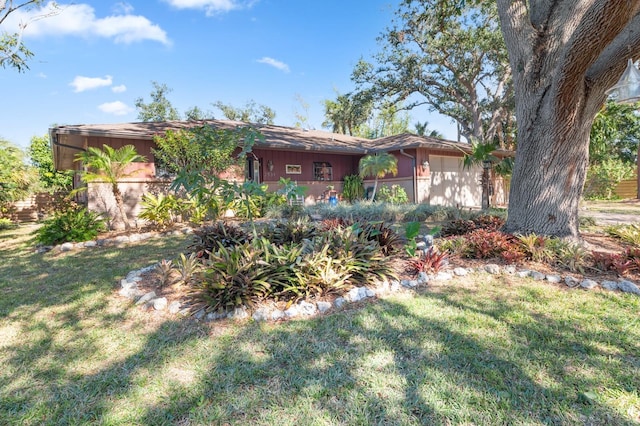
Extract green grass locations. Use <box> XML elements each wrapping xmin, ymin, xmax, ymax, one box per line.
<box><xmin>1</xmin><ymin>225</ymin><xmax>639</xmax><ymax>425</ymax></box>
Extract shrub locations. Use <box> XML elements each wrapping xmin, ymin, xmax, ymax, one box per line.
<box><xmin>356</xmin><ymin>220</ymin><xmax>403</xmax><ymax>255</ymax></box>
<box><xmin>583</xmin><ymin>158</ymin><xmax>634</xmax><ymax>200</ymax></box>
<box><xmin>0</xmin><ymin>217</ymin><xmax>16</xmax><ymax>230</ymax></box>
<box><xmin>342</xmin><ymin>174</ymin><xmax>365</xmax><ymax>202</ymax></box>
<box><xmin>440</xmin><ymin>214</ymin><xmax>505</xmax><ymax>237</ymax></box>
<box><xmin>376</xmin><ymin>184</ymin><xmax>409</xmax><ymax>204</ymax></box>
<box><xmin>516</xmin><ymin>233</ymin><xmax>553</xmax><ymax>262</ymax></box>
<box><xmin>188</xmin><ymin>240</ymin><xmax>276</xmax><ymax>312</ymax></box>
<box><xmin>264</xmin><ymin>217</ymin><xmax>318</xmax><ymax>245</ymax></box>
<box><xmin>34</xmin><ymin>207</ymin><xmax>106</xmax><ymax>245</ymax></box>
<box><xmin>407</xmin><ymin>247</ymin><xmax>449</xmax><ymax>275</ymax></box>
<box><xmin>138</xmin><ymin>193</ymin><xmax>180</xmax><ymax>230</ymax></box>
<box><xmin>464</xmin><ymin>229</ymin><xmax>514</xmax><ymax>259</ymax></box>
<box><xmin>188</xmin><ymin>221</ymin><xmax>251</xmax><ymax>258</ymax></box>
<box><xmin>605</xmin><ymin>223</ymin><xmax>640</xmax><ymax>247</ymax></box>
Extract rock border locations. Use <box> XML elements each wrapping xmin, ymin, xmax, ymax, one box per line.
<box><xmin>118</xmin><ymin>262</ymin><xmax>640</xmax><ymax>323</ymax></box>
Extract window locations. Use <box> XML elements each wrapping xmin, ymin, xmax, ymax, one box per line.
<box><xmin>313</xmin><ymin>162</ymin><xmax>332</xmax><ymax>181</ymax></box>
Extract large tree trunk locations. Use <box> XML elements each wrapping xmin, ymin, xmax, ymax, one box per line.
<box><xmin>503</xmin><ymin>107</ymin><xmax>591</xmax><ymax>238</ymax></box>
<box><xmin>497</xmin><ymin>0</ymin><xmax>640</xmax><ymax>239</ymax></box>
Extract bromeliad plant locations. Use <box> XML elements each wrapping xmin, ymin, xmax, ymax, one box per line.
<box><xmin>407</xmin><ymin>246</ymin><xmax>449</xmax><ymax>275</ymax></box>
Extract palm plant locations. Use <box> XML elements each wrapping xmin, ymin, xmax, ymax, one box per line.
<box><xmin>75</xmin><ymin>145</ymin><xmax>146</xmax><ymax>230</ymax></box>
<box><xmin>358</xmin><ymin>152</ymin><xmax>398</xmax><ymax>202</ymax></box>
<box><xmin>462</xmin><ymin>140</ymin><xmax>499</xmax><ymax>210</ymax></box>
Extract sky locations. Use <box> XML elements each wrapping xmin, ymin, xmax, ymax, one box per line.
<box><xmin>1</xmin><ymin>0</ymin><xmax>458</xmax><ymax>150</ymax></box>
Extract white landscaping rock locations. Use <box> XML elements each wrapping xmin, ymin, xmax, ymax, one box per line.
<box><xmin>298</xmin><ymin>300</ymin><xmax>317</xmax><ymax>316</ymax></box>
<box><xmin>453</xmin><ymin>267</ymin><xmax>468</xmax><ymax>276</ymax></box>
<box><xmin>580</xmin><ymin>279</ymin><xmax>599</xmax><ymax>290</ymax></box>
<box><xmin>136</xmin><ymin>291</ymin><xmax>157</xmax><ymax>305</ymax></box>
<box><xmin>484</xmin><ymin>264</ymin><xmax>501</xmax><ymax>275</ymax></box>
<box><xmin>252</xmin><ymin>307</ymin><xmax>271</xmax><ymax>322</ymax></box>
<box><xmin>516</xmin><ymin>270</ymin><xmax>531</xmax><ymax>278</ymax></box>
<box><xmin>271</xmin><ymin>309</ymin><xmax>285</xmax><ymax>320</ymax></box>
<box><xmin>617</xmin><ymin>280</ymin><xmax>640</xmax><ymax>295</ymax></box>
<box><xmin>601</xmin><ymin>280</ymin><xmax>619</xmax><ymax>291</ymax></box>
<box><xmin>152</xmin><ymin>297</ymin><xmax>168</xmax><ymax>311</ymax></box>
<box><xmin>168</xmin><ymin>301</ymin><xmax>181</xmax><ymax>314</ymax></box>
<box><xmin>284</xmin><ymin>305</ymin><xmax>301</xmax><ymax>318</ymax></box>
<box><xmin>228</xmin><ymin>306</ymin><xmax>248</xmax><ymax>319</ymax></box>
<box><xmin>529</xmin><ymin>271</ymin><xmax>546</xmax><ymax>281</ymax></box>
<box><xmin>503</xmin><ymin>265</ymin><xmax>517</xmax><ymax>275</ymax></box>
<box><xmin>333</xmin><ymin>297</ymin><xmax>347</xmax><ymax>308</ymax></box>
<box><xmin>565</xmin><ymin>276</ymin><xmax>580</xmax><ymax>287</ymax></box>
<box><xmin>545</xmin><ymin>275</ymin><xmax>562</xmax><ymax>284</ymax></box>
<box><xmin>417</xmin><ymin>272</ymin><xmax>429</xmax><ymax>284</ymax></box>
<box><xmin>316</xmin><ymin>301</ymin><xmax>332</xmax><ymax>314</ymax></box>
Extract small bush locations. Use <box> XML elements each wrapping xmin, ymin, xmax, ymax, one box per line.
<box><xmin>440</xmin><ymin>214</ymin><xmax>505</xmax><ymax>237</ymax></box>
<box><xmin>407</xmin><ymin>247</ymin><xmax>449</xmax><ymax>275</ymax></box>
<box><xmin>376</xmin><ymin>184</ymin><xmax>409</xmax><ymax>204</ymax></box>
<box><xmin>606</xmin><ymin>223</ymin><xmax>640</xmax><ymax>247</ymax></box>
<box><xmin>34</xmin><ymin>208</ymin><xmax>106</xmax><ymax>246</ymax></box>
<box><xmin>264</xmin><ymin>217</ymin><xmax>317</xmax><ymax>245</ymax></box>
<box><xmin>0</xmin><ymin>217</ymin><xmax>16</xmax><ymax>230</ymax></box>
<box><xmin>138</xmin><ymin>193</ymin><xmax>180</xmax><ymax>230</ymax></box>
<box><xmin>189</xmin><ymin>221</ymin><xmax>251</xmax><ymax>258</ymax></box>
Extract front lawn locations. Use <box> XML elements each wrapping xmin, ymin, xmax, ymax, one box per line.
<box><xmin>0</xmin><ymin>224</ymin><xmax>638</xmax><ymax>425</ymax></box>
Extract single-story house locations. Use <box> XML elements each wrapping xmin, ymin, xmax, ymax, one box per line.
<box><xmin>50</xmin><ymin>119</ymin><xmax>511</xmax><ymax>221</ymax></box>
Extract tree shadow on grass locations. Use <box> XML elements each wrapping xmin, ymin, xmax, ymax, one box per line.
<box><xmin>136</xmin><ymin>287</ymin><xmax>638</xmax><ymax>424</ymax></box>
<box><xmin>0</xmin><ymin>232</ymin><xmax>191</xmax><ymax>319</ymax></box>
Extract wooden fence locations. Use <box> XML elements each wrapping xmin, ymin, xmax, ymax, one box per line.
<box><xmin>6</xmin><ymin>193</ymin><xmax>58</xmax><ymax>222</ymax></box>
<box><xmin>615</xmin><ymin>175</ymin><xmax>638</xmax><ymax>199</ymax></box>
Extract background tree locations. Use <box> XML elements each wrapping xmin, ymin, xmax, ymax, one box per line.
<box><xmin>589</xmin><ymin>101</ymin><xmax>640</xmax><ymax>166</ymax></box>
<box><xmin>357</xmin><ymin>103</ymin><xmax>411</xmax><ymax>139</ymax></box>
<box><xmin>27</xmin><ymin>134</ymin><xmax>72</xmax><ymax>191</ymax></box>
<box><xmin>497</xmin><ymin>0</ymin><xmax>640</xmax><ymax>238</ymax></box>
<box><xmin>0</xmin><ymin>138</ymin><xmax>38</xmax><ymax>215</ymax></box>
<box><xmin>322</xmin><ymin>91</ymin><xmax>373</xmax><ymax>136</ymax></box>
<box><xmin>583</xmin><ymin>101</ymin><xmax>640</xmax><ymax>199</ymax></box>
<box><xmin>414</xmin><ymin>121</ymin><xmax>444</xmax><ymax>138</ymax></box>
<box><xmin>292</xmin><ymin>93</ymin><xmax>310</xmax><ymax>129</ymax></box>
<box><xmin>1</xmin><ymin>1</ymin><xmax>59</xmax><ymax>72</ymax></box>
<box><xmin>212</xmin><ymin>100</ymin><xmax>275</xmax><ymax>124</ymax></box>
<box><xmin>352</xmin><ymin>0</ymin><xmax>512</xmax><ymax>146</ymax></box>
<box><xmin>358</xmin><ymin>152</ymin><xmax>398</xmax><ymax>202</ymax></box>
<box><xmin>135</xmin><ymin>81</ymin><xmax>181</xmax><ymax>122</ymax></box>
<box><xmin>75</xmin><ymin>145</ymin><xmax>146</xmax><ymax>230</ymax></box>
<box><xmin>184</xmin><ymin>105</ymin><xmax>213</xmax><ymax>121</ymax></box>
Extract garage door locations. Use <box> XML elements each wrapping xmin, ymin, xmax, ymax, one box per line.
<box><xmin>429</xmin><ymin>155</ymin><xmax>482</xmax><ymax>207</ymax></box>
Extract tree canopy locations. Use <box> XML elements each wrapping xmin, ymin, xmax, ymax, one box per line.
<box><xmin>135</xmin><ymin>81</ymin><xmax>181</xmax><ymax>122</ymax></box>
<box><xmin>353</xmin><ymin>0</ymin><xmax>514</xmax><ymax>147</ymax></box>
<box><xmin>212</xmin><ymin>100</ymin><xmax>276</xmax><ymax>125</ymax></box>
<box><xmin>27</xmin><ymin>134</ymin><xmax>72</xmax><ymax>191</ymax></box>
<box><xmin>0</xmin><ymin>139</ymin><xmax>38</xmax><ymax>214</ymax></box>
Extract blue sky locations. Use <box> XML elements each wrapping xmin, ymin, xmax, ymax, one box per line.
<box><xmin>1</xmin><ymin>0</ymin><xmax>457</xmax><ymax>150</ymax></box>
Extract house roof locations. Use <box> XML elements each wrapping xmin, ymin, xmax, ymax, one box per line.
<box><xmin>50</xmin><ymin>120</ymin><xmax>511</xmax><ymax>170</ymax></box>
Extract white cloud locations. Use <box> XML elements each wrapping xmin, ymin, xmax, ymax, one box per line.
<box><xmin>113</xmin><ymin>2</ymin><xmax>135</xmax><ymax>15</ymax></box>
<box><xmin>38</xmin><ymin>72</ymin><xmax>47</xmax><ymax>79</ymax></box>
<box><xmin>98</xmin><ymin>101</ymin><xmax>133</xmax><ymax>116</ymax></box>
<box><xmin>4</xmin><ymin>2</ymin><xmax>170</xmax><ymax>46</ymax></box>
<box><xmin>112</xmin><ymin>84</ymin><xmax>127</xmax><ymax>93</ymax></box>
<box><xmin>69</xmin><ymin>75</ymin><xmax>113</xmax><ymax>93</ymax></box>
<box><xmin>164</xmin><ymin>0</ymin><xmax>256</xmax><ymax>15</ymax></box>
<box><xmin>256</xmin><ymin>57</ymin><xmax>290</xmax><ymax>73</ymax></box>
